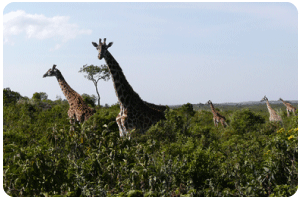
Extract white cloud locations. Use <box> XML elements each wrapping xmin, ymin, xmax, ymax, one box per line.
<box><xmin>3</xmin><ymin>10</ymin><xmax>92</xmax><ymax>49</ymax></box>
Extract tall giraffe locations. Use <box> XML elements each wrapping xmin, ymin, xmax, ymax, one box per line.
<box><xmin>92</xmin><ymin>38</ymin><xmax>166</xmax><ymax>136</ymax></box>
<box><xmin>43</xmin><ymin>65</ymin><xmax>96</xmax><ymax>123</ymax></box>
<box><xmin>279</xmin><ymin>98</ymin><xmax>297</xmax><ymax>117</ymax></box>
<box><xmin>207</xmin><ymin>100</ymin><xmax>227</xmax><ymax>127</ymax></box>
<box><xmin>260</xmin><ymin>96</ymin><xmax>282</xmax><ymax>123</ymax></box>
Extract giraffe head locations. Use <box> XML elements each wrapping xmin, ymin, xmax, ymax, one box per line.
<box><xmin>206</xmin><ymin>100</ymin><xmax>212</xmax><ymax>105</ymax></box>
<box><xmin>92</xmin><ymin>38</ymin><xmax>113</xmax><ymax>60</ymax></box>
<box><xmin>260</xmin><ymin>95</ymin><xmax>268</xmax><ymax>102</ymax></box>
<box><xmin>43</xmin><ymin>64</ymin><xmax>58</xmax><ymax>78</ymax></box>
<box><xmin>279</xmin><ymin>98</ymin><xmax>283</xmax><ymax>101</ymax></box>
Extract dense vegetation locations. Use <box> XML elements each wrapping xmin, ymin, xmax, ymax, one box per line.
<box><xmin>3</xmin><ymin>88</ymin><xmax>298</xmax><ymax>197</ymax></box>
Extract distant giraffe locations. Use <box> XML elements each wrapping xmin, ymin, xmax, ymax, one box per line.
<box><xmin>43</xmin><ymin>65</ymin><xmax>96</xmax><ymax>123</ymax></box>
<box><xmin>207</xmin><ymin>100</ymin><xmax>227</xmax><ymax>127</ymax></box>
<box><xmin>279</xmin><ymin>98</ymin><xmax>297</xmax><ymax>117</ymax></box>
<box><xmin>92</xmin><ymin>38</ymin><xmax>166</xmax><ymax>136</ymax></box>
<box><xmin>261</xmin><ymin>96</ymin><xmax>282</xmax><ymax>123</ymax></box>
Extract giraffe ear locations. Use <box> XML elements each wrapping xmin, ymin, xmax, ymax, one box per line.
<box><xmin>92</xmin><ymin>42</ymin><xmax>98</xmax><ymax>47</ymax></box>
<box><xmin>107</xmin><ymin>42</ymin><xmax>113</xmax><ymax>48</ymax></box>
<box><xmin>52</xmin><ymin>64</ymin><xmax>57</xmax><ymax>70</ymax></box>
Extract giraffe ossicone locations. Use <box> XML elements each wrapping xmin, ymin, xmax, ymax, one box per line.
<box><xmin>43</xmin><ymin>64</ymin><xmax>96</xmax><ymax>124</ymax></box>
<box><xmin>92</xmin><ymin>38</ymin><xmax>166</xmax><ymax>137</ymax></box>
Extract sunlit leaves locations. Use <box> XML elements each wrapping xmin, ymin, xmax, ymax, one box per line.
<box><xmin>3</xmin><ymin>100</ymin><xmax>298</xmax><ymax>197</ymax></box>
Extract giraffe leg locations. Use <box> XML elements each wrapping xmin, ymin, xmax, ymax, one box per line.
<box><xmin>221</xmin><ymin>119</ymin><xmax>227</xmax><ymax>128</ymax></box>
<box><xmin>85</xmin><ymin>108</ymin><xmax>96</xmax><ymax>121</ymax></box>
<box><xmin>116</xmin><ymin>113</ymin><xmax>125</xmax><ymax>137</ymax></box>
<box><xmin>220</xmin><ymin>120</ymin><xmax>224</xmax><ymax>127</ymax></box>
<box><xmin>116</xmin><ymin>106</ymin><xmax>128</xmax><ymax>137</ymax></box>
<box><xmin>74</xmin><ymin>110</ymin><xmax>85</xmax><ymax>124</ymax></box>
<box><xmin>287</xmin><ymin>109</ymin><xmax>290</xmax><ymax>117</ymax></box>
<box><xmin>120</xmin><ymin>109</ymin><xmax>129</xmax><ymax>136</ymax></box>
<box><xmin>84</xmin><ymin>113</ymin><xmax>90</xmax><ymax>122</ymax></box>
<box><xmin>214</xmin><ymin>119</ymin><xmax>218</xmax><ymax>127</ymax></box>
<box><xmin>79</xmin><ymin>114</ymin><xmax>85</xmax><ymax>123</ymax></box>
<box><xmin>224</xmin><ymin>121</ymin><xmax>228</xmax><ymax>127</ymax></box>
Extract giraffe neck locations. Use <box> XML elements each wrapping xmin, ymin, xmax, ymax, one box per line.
<box><xmin>209</xmin><ymin>103</ymin><xmax>217</xmax><ymax>115</ymax></box>
<box><xmin>265</xmin><ymin>100</ymin><xmax>274</xmax><ymax>114</ymax></box>
<box><xmin>55</xmin><ymin>70</ymin><xmax>78</xmax><ymax>102</ymax></box>
<box><xmin>280</xmin><ymin>99</ymin><xmax>288</xmax><ymax>106</ymax></box>
<box><xmin>104</xmin><ymin>50</ymin><xmax>141</xmax><ymax>107</ymax></box>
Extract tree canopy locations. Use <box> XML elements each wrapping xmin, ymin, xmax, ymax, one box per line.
<box><xmin>3</xmin><ymin>87</ymin><xmax>22</xmax><ymax>105</ymax></box>
<box><xmin>79</xmin><ymin>64</ymin><xmax>111</xmax><ymax>106</ymax></box>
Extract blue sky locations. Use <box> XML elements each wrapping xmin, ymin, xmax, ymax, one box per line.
<box><xmin>2</xmin><ymin>2</ymin><xmax>298</xmax><ymax>105</ymax></box>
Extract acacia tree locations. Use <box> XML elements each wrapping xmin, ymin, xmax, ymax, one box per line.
<box><xmin>79</xmin><ymin>64</ymin><xmax>110</xmax><ymax>106</ymax></box>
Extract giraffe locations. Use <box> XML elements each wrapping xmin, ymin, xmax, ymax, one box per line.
<box><xmin>43</xmin><ymin>64</ymin><xmax>96</xmax><ymax>123</ymax></box>
<box><xmin>206</xmin><ymin>100</ymin><xmax>227</xmax><ymax>127</ymax></box>
<box><xmin>143</xmin><ymin>101</ymin><xmax>167</xmax><ymax>112</ymax></box>
<box><xmin>279</xmin><ymin>98</ymin><xmax>297</xmax><ymax>117</ymax></box>
<box><xmin>92</xmin><ymin>38</ymin><xmax>166</xmax><ymax>136</ymax></box>
<box><xmin>260</xmin><ymin>96</ymin><xmax>282</xmax><ymax>123</ymax></box>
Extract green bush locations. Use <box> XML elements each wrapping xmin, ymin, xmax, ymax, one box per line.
<box><xmin>230</xmin><ymin>109</ymin><xmax>265</xmax><ymax>134</ymax></box>
<box><xmin>82</xmin><ymin>93</ymin><xmax>97</xmax><ymax>108</ymax></box>
<box><xmin>3</xmin><ymin>90</ymin><xmax>298</xmax><ymax>197</ymax></box>
<box><xmin>32</xmin><ymin>92</ymin><xmax>48</xmax><ymax>101</ymax></box>
<box><xmin>3</xmin><ymin>88</ymin><xmax>22</xmax><ymax>105</ymax></box>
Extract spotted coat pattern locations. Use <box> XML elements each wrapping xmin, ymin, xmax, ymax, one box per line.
<box><xmin>261</xmin><ymin>96</ymin><xmax>282</xmax><ymax>123</ymax></box>
<box><xmin>207</xmin><ymin>100</ymin><xmax>227</xmax><ymax>128</ymax></box>
<box><xmin>43</xmin><ymin>65</ymin><xmax>95</xmax><ymax>123</ymax></box>
<box><xmin>279</xmin><ymin>98</ymin><xmax>297</xmax><ymax>117</ymax></box>
<box><xmin>92</xmin><ymin>38</ymin><xmax>166</xmax><ymax>136</ymax></box>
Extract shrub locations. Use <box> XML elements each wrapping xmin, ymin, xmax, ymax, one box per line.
<box><xmin>32</xmin><ymin>92</ymin><xmax>48</xmax><ymax>101</ymax></box>
<box><xmin>82</xmin><ymin>93</ymin><xmax>97</xmax><ymax>108</ymax></box>
<box><xmin>3</xmin><ymin>94</ymin><xmax>298</xmax><ymax>197</ymax></box>
<box><xmin>230</xmin><ymin>109</ymin><xmax>265</xmax><ymax>134</ymax></box>
<box><xmin>3</xmin><ymin>88</ymin><xmax>22</xmax><ymax>105</ymax></box>
<box><xmin>127</xmin><ymin>190</ymin><xmax>144</xmax><ymax>197</ymax></box>
<box><xmin>177</xmin><ymin>103</ymin><xmax>195</xmax><ymax>118</ymax></box>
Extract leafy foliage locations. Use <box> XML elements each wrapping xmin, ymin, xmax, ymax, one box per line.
<box><xmin>3</xmin><ymin>89</ymin><xmax>298</xmax><ymax>197</ymax></box>
<box><xmin>3</xmin><ymin>87</ymin><xmax>22</xmax><ymax>105</ymax></box>
<box><xmin>32</xmin><ymin>92</ymin><xmax>48</xmax><ymax>101</ymax></box>
<box><xmin>81</xmin><ymin>93</ymin><xmax>97</xmax><ymax>108</ymax></box>
<box><xmin>230</xmin><ymin>109</ymin><xmax>265</xmax><ymax>134</ymax></box>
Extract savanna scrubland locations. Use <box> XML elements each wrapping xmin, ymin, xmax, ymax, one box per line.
<box><xmin>3</xmin><ymin>88</ymin><xmax>298</xmax><ymax>197</ymax></box>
